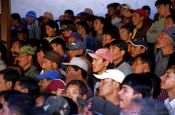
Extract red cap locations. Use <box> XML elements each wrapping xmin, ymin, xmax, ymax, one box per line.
<box><xmin>47</xmin><ymin>80</ymin><xmax>66</xmax><ymax>92</ymax></box>
<box><xmin>134</xmin><ymin>9</ymin><xmax>147</xmax><ymax>18</ymax></box>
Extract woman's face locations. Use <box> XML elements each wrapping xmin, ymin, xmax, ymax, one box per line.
<box><xmin>45</xmin><ymin>25</ymin><xmax>56</xmax><ymax>37</ymax></box>
<box><xmin>65</xmin><ymin>84</ymin><xmax>81</xmax><ymax>103</ymax></box>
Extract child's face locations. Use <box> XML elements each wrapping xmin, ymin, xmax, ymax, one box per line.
<box><xmin>164</xmin><ymin>17</ymin><xmax>175</xmax><ymax>29</ymax></box>
<box><xmin>65</xmin><ymin>84</ymin><xmax>81</xmax><ymax>103</ymax></box>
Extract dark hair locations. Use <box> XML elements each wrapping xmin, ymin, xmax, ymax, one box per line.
<box><xmin>65</xmin><ymin>9</ymin><xmax>74</xmax><ymax>16</ymax></box>
<box><xmin>7</xmin><ymin>93</ymin><xmax>35</xmax><ymax>115</ymax></box>
<box><xmin>0</xmin><ymin>41</ymin><xmax>7</xmax><ymax>61</ymax></box>
<box><xmin>0</xmin><ymin>69</ymin><xmax>21</xmax><ymax>89</ymax></box>
<box><xmin>155</xmin><ymin>0</ymin><xmax>172</xmax><ymax>7</ymax></box>
<box><xmin>50</xmin><ymin>38</ymin><xmax>67</xmax><ymax>51</ymax></box>
<box><xmin>63</xmin><ymin>97</ymin><xmax>78</xmax><ymax>115</ymax></box>
<box><xmin>131</xmin><ymin>98</ymin><xmax>169</xmax><ymax>115</ymax></box>
<box><xmin>122</xmin><ymin>73</ymin><xmax>152</xmax><ymax>98</ymax></box>
<box><xmin>110</xmin><ymin>40</ymin><xmax>128</xmax><ymax>52</ymax></box>
<box><xmin>143</xmin><ymin>73</ymin><xmax>161</xmax><ymax>98</ymax></box>
<box><xmin>75</xmin><ymin>21</ymin><xmax>90</xmax><ymax>34</ymax></box>
<box><xmin>142</xmin><ymin>5</ymin><xmax>151</xmax><ymax>14</ymax></box>
<box><xmin>45</xmin><ymin>20</ymin><xmax>59</xmax><ymax>36</ymax></box>
<box><xmin>66</xmin><ymin>80</ymin><xmax>91</xmax><ymax>99</ymax></box>
<box><xmin>103</xmin><ymin>26</ymin><xmax>120</xmax><ymax>40</ymax></box>
<box><xmin>136</xmin><ymin>54</ymin><xmax>155</xmax><ymax>73</ymax></box>
<box><xmin>70</xmin><ymin>65</ymin><xmax>87</xmax><ymax>80</ymax></box>
<box><xmin>120</xmin><ymin>24</ymin><xmax>133</xmax><ymax>34</ymax></box>
<box><xmin>107</xmin><ymin>2</ymin><xmax>120</xmax><ymax>9</ymax></box>
<box><xmin>17</xmin><ymin>77</ymin><xmax>39</xmax><ymax>97</ymax></box>
<box><xmin>11</xmin><ymin>13</ymin><xmax>21</xmax><ymax>23</ymax></box>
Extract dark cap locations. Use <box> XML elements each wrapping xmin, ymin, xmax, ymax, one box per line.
<box><xmin>69</xmin><ymin>32</ymin><xmax>83</xmax><ymax>41</ymax></box>
<box><xmin>61</xmin><ymin>24</ymin><xmax>77</xmax><ymax>32</ymax></box>
<box><xmin>163</xmin><ymin>27</ymin><xmax>175</xmax><ymax>46</ymax></box>
<box><xmin>66</xmin><ymin>41</ymin><xmax>85</xmax><ymax>50</ymax></box>
<box><xmin>129</xmin><ymin>38</ymin><xmax>148</xmax><ymax>49</ymax></box>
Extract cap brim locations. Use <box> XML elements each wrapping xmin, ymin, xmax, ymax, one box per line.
<box><xmin>62</xmin><ymin>62</ymin><xmax>74</xmax><ymax>66</ymax></box>
<box><xmin>88</xmin><ymin>53</ymin><xmax>98</xmax><ymax>59</ymax></box>
<box><xmin>35</xmin><ymin>75</ymin><xmax>47</xmax><ymax>79</ymax></box>
<box><xmin>93</xmin><ymin>74</ymin><xmax>108</xmax><ymax>80</ymax></box>
<box><xmin>129</xmin><ymin>41</ymin><xmax>147</xmax><ymax>49</ymax></box>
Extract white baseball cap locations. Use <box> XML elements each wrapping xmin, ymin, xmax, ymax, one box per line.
<box><xmin>62</xmin><ymin>57</ymin><xmax>88</xmax><ymax>72</ymax></box>
<box><xmin>94</xmin><ymin>69</ymin><xmax>125</xmax><ymax>83</ymax></box>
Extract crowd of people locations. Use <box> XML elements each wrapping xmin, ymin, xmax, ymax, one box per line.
<box><xmin>0</xmin><ymin>0</ymin><xmax>175</xmax><ymax>114</ymax></box>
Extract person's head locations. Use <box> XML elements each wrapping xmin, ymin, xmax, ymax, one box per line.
<box><xmin>35</xmin><ymin>70</ymin><xmax>62</xmax><ymax>93</ymax></box>
<box><xmin>164</xmin><ymin>15</ymin><xmax>175</xmax><ymax>29</ymax></box>
<box><xmin>132</xmin><ymin>9</ymin><xmax>146</xmax><ymax>27</ymax></box>
<box><xmin>62</xmin><ymin>57</ymin><xmax>88</xmax><ymax>83</ymax></box>
<box><xmin>67</xmin><ymin>32</ymin><xmax>83</xmax><ymax>45</ymax></box>
<box><xmin>67</xmin><ymin>41</ymin><xmax>85</xmax><ymax>58</ymax></box>
<box><xmin>93</xmin><ymin>16</ymin><xmax>105</xmax><ymax>33</ymax></box>
<box><xmin>102</xmin><ymin>26</ymin><xmax>119</xmax><ymax>46</ymax></box>
<box><xmin>14</xmin><ymin>77</ymin><xmax>39</xmax><ymax>97</ymax></box>
<box><xmin>130</xmin><ymin>38</ymin><xmax>148</xmax><ymax>58</ymax></box>
<box><xmin>120</xmin><ymin>4</ymin><xmax>131</xmax><ymax>16</ymax></box>
<box><xmin>36</xmin><ymin>45</ymin><xmax>52</xmax><ymax>68</ymax></box>
<box><xmin>47</xmin><ymin>79</ymin><xmax>66</xmax><ymax>96</ymax></box>
<box><xmin>11</xmin><ymin>13</ymin><xmax>21</xmax><ymax>26</ymax></box>
<box><xmin>160</xmin><ymin>65</ymin><xmax>175</xmax><ymax>93</ymax></box>
<box><xmin>155</xmin><ymin>0</ymin><xmax>172</xmax><ymax>17</ymax></box>
<box><xmin>123</xmin><ymin>98</ymin><xmax>169</xmax><ymax>115</ymax></box>
<box><xmin>35</xmin><ymin>93</ymin><xmax>55</xmax><ymax>107</ymax></box>
<box><xmin>94</xmin><ymin>69</ymin><xmax>125</xmax><ymax>99</ymax></box>
<box><xmin>132</xmin><ymin>54</ymin><xmax>154</xmax><ymax>73</ymax></box>
<box><xmin>1</xmin><ymin>93</ymin><xmax>35</xmax><ymax>115</ymax></box>
<box><xmin>156</xmin><ymin>27</ymin><xmax>175</xmax><ymax>50</ymax></box>
<box><xmin>0</xmin><ymin>69</ymin><xmax>20</xmax><ymax>92</ymax></box>
<box><xmin>17</xmin><ymin>29</ymin><xmax>28</xmax><ymax>41</ymax></box>
<box><xmin>50</xmin><ymin>38</ymin><xmax>66</xmax><ymax>56</ymax></box>
<box><xmin>25</xmin><ymin>11</ymin><xmax>36</xmax><ymax>25</ymax></box>
<box><xmin>119</xmin><ymin>24</ymin><xmax>133</xmax><ymax>42</ymax></box>
<box><xmin>62</xmin><ymin>24</ymin><xmax>77</xmax><ymax>38</ymax></box>
<box><xmin>17</xmin><ymin>45</ymin><xmax>35</xmax><ymax>70</ymax></box>
<box><xmin>64</xmin><ymin>9</ymin><xmax>74</xmax><ymax>20</ymax></box>
<box><xmin>118</xmin><ymin>73</ymin><xmax>152</xmax><ymax>109</ymax></box>
<box><xmin>65</xmin><ymin>80</ymin><xmax>90</xmax><ymax>104</ymax></box>
<box><xmin>75</xmin><ymin>21</ymin><xmax>90</xmax><ymax>36</ymax></box>
<box><xmin>42</xmin><ymin>50</ymin><xmax>61</xmax><ymax>71</ymax></box>
<box><xmin>88</xmin><ymin>48</ymin><xmax>113</xmax><ymax>74</ymax></box>
<box><xmin>142</xmin><ymin>5</ymin><xmax>151</xmax><ymax>18</ymax></box>
<box><xmin>109</xmin><ymin>40</ymin><xmax>128</xmax><ymax>64</ymax></box>
<box><xmin>44</xmin><ymin>20</ymin><xmax>59</xmax><ymax>37</ymax></box>
<box><xmin>107</xmin><ymin>3</ymin><xmax>120</xmax><ymax>17</ymax></box>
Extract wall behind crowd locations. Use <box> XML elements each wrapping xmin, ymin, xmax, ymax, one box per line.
<box><xmin>1</xmin><ymin>0</ymin><xmax>156</xmax><ymax>19</ymax></box>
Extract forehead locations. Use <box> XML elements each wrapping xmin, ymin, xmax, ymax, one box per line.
<box><xmin>122</xmin><ymin>84</ymin><xmax>134</xmax><ymax>91</ymax></box>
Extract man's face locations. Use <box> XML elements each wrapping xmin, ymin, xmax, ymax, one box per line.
<box><xmin>109</xmin><ymin>45</ymin><xmax>123</xmax><ymax>62</ymax></box>
<box><xmin>38</xmin><ymin>79</ymin><xmax>51</xmax><ymax>93</ymax></box>
<box><xmin>99</xmin><ymin>79</ymin><xmax>116</xmax><ymax>98</ymax></box>
<box><xmin>118</xmin><ymin>84</ymin><xmax>140</xmax><ymax>109</ymax></box>
<box><xmin>17</xmin><ymin>54</ymin><xmax>30</xmax><ymax>69</ymax></box>
<box><xmin>102</xmin><ymin>34</ymin><xmax>113</xmax><ymax>46</ymax></box>
<box><xmin>0</xmin><ymin>74</ymin><xmax>8</xmax><ymax>92</ymax></box>
<box><xmin>37</xmin><ymin>51</ymin><xmax>44</xmax><ymax>67</ymax></box>
<box><xmin>119</xmin><ymin>28</ymin><xmax>131</xmax><ymax>42</ymax></box>
<box><xmin>157</xmin><ymin>4</ymin><xmax>168</xmax><ymax>17</ymax></box>
<box><xmin>132</xmin><ymin>13</ymin><xmax>143</xmax><ymax>26</ymax></box>
<box><xmin>93</xmin><ymin>19</ymin><xmax>103</xmax><ymax>32</ymax></box>
<box><xmin>160</xmin><ymin>68</ymin><xmax>175</xmax><ymax>91</ymax></box>
<box><xmin>45</xmin><ymin>25</ymin><xmax>56</xmax><ymax>37</ymax></box>
<box><xmin>132</xmin><ymin>57</ymin><xmax>145</xmax><ymax>73</ymax></box>
<box><xmin>130</xmin><ymin>45</ymin><xmax>145</xmax><ymax>58</ymax></box>
<box><xmin>66</xmin><ymin>66</ymin><xmax>80</xmax><ymax>83</ymax></box>
<box><xmin>62</xmin><ymin>30</ymin><xmax>72</xmax><ymax>38</ymax></box>
<box><xmin>156</xmin><ymin>32</ymin><xmax>172</xmax><ymax>49</ymax></box>
<box><xmin>14</xmin><ymin>81</ymin><xmax>26</xmax><ymax>93</ymax></box>
<box><xmin>42</xmin><ymin>58</ymin><xmax>56</xmax><ymax>71</ymax></box>
<box><xmin>108</xmin><ymin>7</ymin><xmax>116</xmax><ymax>16</ymax></box>
<box><xmin>92</xmin><ymin>57</ymin><xmax>106</xmax><ymax>73</ymax></box>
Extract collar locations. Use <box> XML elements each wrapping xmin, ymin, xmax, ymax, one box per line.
<box><xmin>164</xmin><ymin>98</ymin><xmax>175</xmax><ymax>110</ymax></box>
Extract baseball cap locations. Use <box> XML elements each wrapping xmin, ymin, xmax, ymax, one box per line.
<box><xmin>35</xmin><ymin>70</ymin><xmax>62</xmax><ymax>80</ymax></box>
<box><xmin>47</xmin><ymin>79</ymin><xmax>66</xmax><ymax>92</ymax></box>
<box><xmin>43</xmin><ymin>96</ymin><xmax>70</xmax><ymax>114</ymax></box>
<box><xmin>93</xmin><ymin>69</ymin><xmax>125</xmax><ymax>83</ymax></box>
<box><xmin>66</xmin><ymin>41</ymin><xmax>85</xmax><ymax>50</ymax></box>
<box><xmin>83</xmin><ymin>8</ymin><xmax>93</xmax><ymax>15</ymax></box>
<box><xmin>69</xmin><ymin>32</ymin><xmax>83</xmax><ymax>41</ymax></box>
<box><xmin>26</xmin><ymin>11</ymin><xmax>36</xmax><ymax>20</ymax></box>
<box><xmin>18</xmin><ymin>45</ymin><xmax>35</xmax><ymax>55</ymax></box>
<box><xmin>88</xmin><ymin>48</ymin><xmax>113</xmax><ymax>63</ymax></box>
<box><xmin>61</xmin><ymin>24</ymin><xmax>77</xmax><ymax>32</ymax></box>
<box><xmin>162</xmin><ymin>27</ymin><xmax>175</xmax><ymax>45</ymax></box>
<box><xmin>129</xmin><ymin>38</ymin><xmax>148</xmax><ymax>49</ymax></box>
<box><xmin>62</xmin><ymin>57</ymin><xmax>88</xmax><ymax>72</ymax></box>
<box><xmin>134</xmin><ymin>9</ymin><xmax>147</xmax><ymax>18</ymax></box>
<box><xmin>121</xmin><ymin>4</ymin><xmax>131</xmax><ymax>9</ymax></box>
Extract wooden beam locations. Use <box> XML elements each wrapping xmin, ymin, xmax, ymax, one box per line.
<box><xmin>1</xmin><ymin>0</ymin><xmax>11</xmax><ymax>49</ymax></box>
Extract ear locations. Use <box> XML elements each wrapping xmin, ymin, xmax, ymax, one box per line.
<box><xmin>6</xmin><ymin>81</ymin><xmax>13</xmax><ymax>89</ymax></box>
<box><xmin>120</xmin><ymin>50</ymin><xmax>125</xmax><ymax>56</ymax></box>
<box><xmin>143</xmin><ymin>63</ymin><xmax>150</xmax><ymax>73</ymax></box>
<box><xmin>22</xmin><ymin>88</ymin><xmax>29</xmax><ymax>94</ymax></box>
<box><xmin>129</xmin><ymin>32</ymin><xmax>132</xmax><ymax>38</ymax></box>
<box><xmin>104</xmin><ymin>60</ymin><xmax>109</xmax><ymax>67</ymax></box>
<box><xmin>141</xmin><ymin>48</ymin><xmax>146</xmax><ymax>53</ymax></box>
